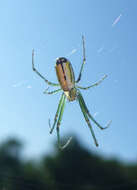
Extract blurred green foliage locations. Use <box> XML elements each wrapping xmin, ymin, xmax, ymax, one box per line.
<box><xmin>0</xmin><ymin>137</ymin><xmax>137</xmax><ymax>190</ymax></box>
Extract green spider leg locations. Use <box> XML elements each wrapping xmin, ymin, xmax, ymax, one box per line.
<box><xmin>56</xmin><ymin>95</ymin><xmax>72</xmax><ymax>150</ymax></box>
<box><xmin>76</xmin><ymin>35</ymin><xmax>86</xmax><ymax>83</ymax></box>
<box><xmin>76</xmin><ymin>75</ymin><xmax>107</xmax><ymax>90</ymax></box>
<box><xmin>43</xmin><ymin>88</ymin><xmax>62</xmax><ymax>94</ymax></box>
<box><xmin>49</xmin><ymin>93</ymin><xmax>72</xmax><ymax>149</ymax></box>
<box><xmin>49</xmin><ymin>93</ymin><xmax>65</xmax><ymax>134</ymax></box>
<box><xmin>32</xmin><ymin>49</ymin><xmax>59</xmax><ymax>86</ymax></box>
<box><xmin>78</xmin><ymin>90</ymin><xmax>111</xmax><ymax>130</ymax></box>
<box><xmin>77</xmin><ymin>91</ymin><xmax>98</xmax><ymax>146</ymax></box>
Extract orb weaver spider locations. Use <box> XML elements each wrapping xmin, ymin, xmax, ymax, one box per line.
<box><xmin>32</xmin><ymin>36</ymin><xmax>111</xmax><ymax>149</ymax></box>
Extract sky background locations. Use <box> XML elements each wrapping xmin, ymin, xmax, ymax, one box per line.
<box><xmin>0</xmin><ymin>0</ymin><xmax>137</xmax><ymax>163</ymax></box>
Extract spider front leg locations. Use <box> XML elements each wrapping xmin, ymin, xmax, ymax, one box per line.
<box><xmin>78</xmin><ymin>90</ymin><xmax>111</xmax><ymax>130</ymax></box>
<box><xmin>32</xmin><ymin>49</ymin><xmax>59</xmax><ymax>86</ymax></box>
<box><xmin>49</xmin><ymin>93</ymin><xmax>65</xmax><ymax>134</ymax></box>
<box><xmin>56</xmin><ymin>94</ymin><xmax>72</xmax><ymax>150</ymax></box>
<box><xmin>76</xmin><ymin>35</ymin><xmax>86</xmax><ymax>83</ymax></box>
<box><xmin>49</xmin><ymin>93</ymin><xmax>72</xmax><ymax>149</ymax></box>
<box><xmin>77</xmin><ymin>91</ymin><xmax>98</xmax><ymax>146</ymax></box>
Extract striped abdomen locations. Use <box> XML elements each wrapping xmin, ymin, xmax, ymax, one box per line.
<box><xmin>55</xmin><ymin>57</ymin><xmax>75</xmax><ymax>91</ymax></box>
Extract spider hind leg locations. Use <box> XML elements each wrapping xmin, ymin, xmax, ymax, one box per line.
<box><xmin>32</xmin><ymin>49</ymin><xmax>59</xmax><ymax>86</ymax></box>
<box><xmin>76</xmin><ymin>35</ymin><xmax>86</xmax><ymax>83</ymax></box>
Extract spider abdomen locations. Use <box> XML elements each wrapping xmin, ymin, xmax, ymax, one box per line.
<box><xmin>55</xmin><ymin>57</ymin><xmax>75</xmax><ymax>91</ymax></box>
<box><xmin>55</xmin><ymin>57</ymin><xmax>77</xmax><ymax>101</ymax></box>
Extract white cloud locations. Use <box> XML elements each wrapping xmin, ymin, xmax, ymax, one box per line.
<box><xmin>12</xmin><ymin>80</ymin><xmax>27</xmax><ymax>88</ymax></box>
<box><xmin>66</xmin><ymin>48</ymin><xmax>77</xmax><ymax>57</ymax></box>
<box><xmin>27</xmin><ymin>85</ymin><xmax>32</xmax><ymax>89</ymax></box>
<box><xmin>112</xmin><ymin>14</ymin><xmax>122</xmax><ymax>27</ymax></box>
<box><xmin>93</xmin><ymin>112</ymin><xmax>99</xmax><ymax>117</ymax></box>
<box><xmin>12</xmin><ymin>80</ymin><xmax>32</xmax><ymax>89</ymax></box>
<box><xmin>97</xmin><ymin>46</ymin><xmax>104</xmax><ymax>53</ymax></box>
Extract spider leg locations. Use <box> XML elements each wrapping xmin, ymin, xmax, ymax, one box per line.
<box><xmin>43</xmin><ymin>88</ymin><xmax>62</xmax><ymax>94</ymax></box>
<box><xmin>56</xmin><ymin>95</ymin><xmax>72</xmax><ymax>150</ymax></box>
<box><xmin>49</xmin><ymin>93</ymin><xmax>65</xmax><ymax>134</ymax></box>
<box><xmin>76</xmin><ymin>35</ymin><xmax>86</xmax><ymax>83</ymax></box>
<box><xmin>77</xmin><ymin>92</ymin><xmax>98</xmax><ymax>146</ymax></box>
<box><xmin>76</xmin><ymin>75</ymin><xmax>107</xmax><ymax>90</ymax></box>
<box><xmin>32</xmin><ymin>49</ymin><xmax>59</xmax><ymax>86</ymax></box>
<box><xmin>78</xmin><ymin>91</ymin><xmax>111</xmax><ymax>130</ymax></box>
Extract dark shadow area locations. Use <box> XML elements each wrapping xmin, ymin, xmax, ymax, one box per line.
<box><xmin>0</xmin><ymin>136</ymin><xmax>137</xmax><ymax>190</ymax></box>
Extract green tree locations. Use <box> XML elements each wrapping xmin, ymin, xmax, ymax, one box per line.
<box><xmin>42</xmin><ymin>137</ymin><xmax>137</xmax><ymax>190</ymax></box>
<box><xmin>0</xmin><ymin>136</ymin><xmax>137</xmax><ymax>190</ymax></box>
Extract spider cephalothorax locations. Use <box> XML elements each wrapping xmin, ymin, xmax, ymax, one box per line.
<box><xmin>32</xmin><ymin>36</ymin><xmax>111</xmax><ymax>149</ymax></box>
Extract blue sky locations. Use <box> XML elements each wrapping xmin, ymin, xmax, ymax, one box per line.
<box><xmin>0</xmin><ymin>0</ymin><xmax>137</xmax><ymax>162</ymax></box>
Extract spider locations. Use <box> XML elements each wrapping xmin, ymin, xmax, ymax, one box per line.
<box><xmin>32</xmin><ymin>36</ymin><xmax>111</xmax><ymax>149</ymax></box>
